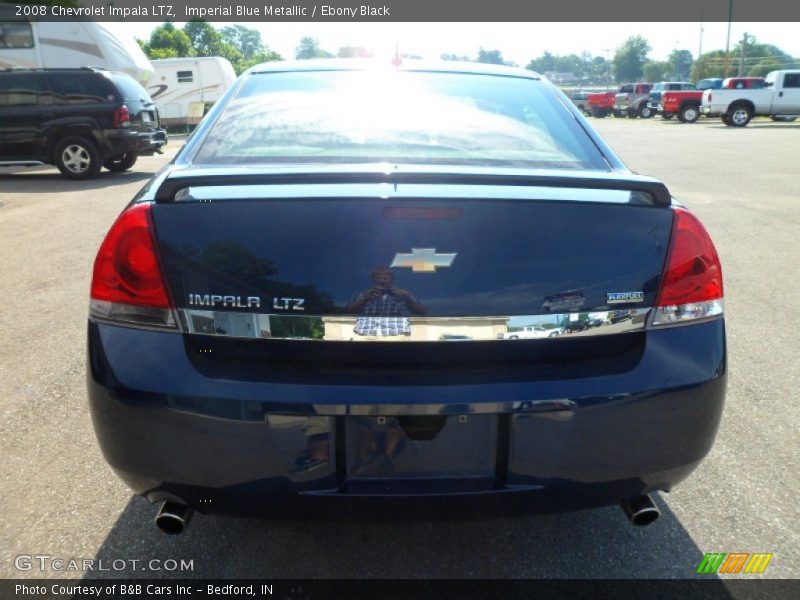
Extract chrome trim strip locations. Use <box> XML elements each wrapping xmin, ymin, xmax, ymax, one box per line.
<box><xmin>176</xmin><ymin>308</ymin><xmax>650</xmax><ymax>341</ymax></box>
<box><xmin>302</xmin><ymin>400</ymin><xmax>577</xmax><ymax>417</ymax></box>
<box><xmin>0</xmin><ymin>160</ymin><xmax>45</xmax><ymax>166</ymax></box>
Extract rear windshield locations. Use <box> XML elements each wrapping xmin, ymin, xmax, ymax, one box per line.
<box><xmin>194</xmin><ymin>70</ymin><xmax>607</xmax><ymax>170</ymax></box>
<box><xmin>108</xmin><ymin>73</ymin><xmax>152</xmax><ymax>103</ymax></box>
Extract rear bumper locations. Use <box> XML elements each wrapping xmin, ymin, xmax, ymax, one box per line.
<box><xmin>87</xmin><ymin>319</ymin><xmax>726</xmax><ymax>517</ymax></box>
<box><xmin>102</xmin><ymin>129</ymin><xmax>168</xmax><ymax>157</ymax></box>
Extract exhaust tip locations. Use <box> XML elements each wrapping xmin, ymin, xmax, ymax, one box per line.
<box><xmin>621</xmin><ymin>494</ymin><xmax>661</xmax><ymax>527</ymax></box>
<box><xmin>155</xmin><ymin>501</ymin><xmax>193</xmax><ymax>535</ymax></box>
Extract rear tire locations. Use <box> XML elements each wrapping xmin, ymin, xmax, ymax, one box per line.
<box><xmin>613</xmin><ymin>109</ymin><xmax>624</xmax><ymax>118</ymax></box>
<box><xmin>727</xmin><ymin>104</ymin><xmax>753</xmax><ymax>127</ymax></box>
<box><xmin>639</xmin><ymin>105</ymin><xmax>654</xmax><ymax>118</ymax></box>
<box><xmin>104</xmin><ymin>152</ymin><xmax>138</xmax><ymax>172</ymax></box>
<box><xmin>54</xmin><ymin>137</ymin><xmax>102</xmax><ymax>180</ymax></box>
<box><xmin>679</xmin><ymin>105</ymin><xmax>700</xmax><ymax>123</ymax></box>
<box><xmin>721</xmin><ymin>114</ymin><xmax>732</xmax><ymax>126</ymax></box>
<box><xmin>661</xmin><ymin>113</ymin><xmax>674</xmax><ymax>120</ymax></box>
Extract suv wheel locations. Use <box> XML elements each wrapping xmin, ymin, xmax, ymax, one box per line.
<box><xmin>661</xmin><ymin>112</ymin><xmax>675</xmax><ymax>120</ymax></box>
<box><xmin>54</xmin><ymin>137</ymin><xmax>102</xmax><ymax>179</ymax></box>
<box><xmin>679</xmin><ymin>105</ymin><xmax>700</xmax><ymax>123</ymax></box>
<box><xmin>728</xmin><ymin>104</ymin><xmax>753</xmax><ymax>127</ymax></box>
<box><xmin>639</xmin><ymin>105</ymin><xmax>653</xmax><ymax>118</ymax></box>
<box><xmin>104</xmin><ymin>152</ymin><xmax>138</xmax><ymax>172</ymax></box>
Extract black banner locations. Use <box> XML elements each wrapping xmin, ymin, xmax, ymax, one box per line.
<box><xmin>2</xmin><ymin>580</ymin><xmax>800</xmax><ymax>600</ymax></box>
<box><xmin>2</xmin><ymin>0</ymin><xmax>800</xmax><ymax>22</ymax></box>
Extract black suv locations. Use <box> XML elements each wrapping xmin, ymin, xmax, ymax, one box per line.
<box><xmin>0</xmin><ymin>67</ymin><xmax>167</xmax><ymax>179</ymax></box>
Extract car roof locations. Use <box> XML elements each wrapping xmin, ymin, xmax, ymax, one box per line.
<box><xmin>246</xmin><ymin>58</ymin><xmax>542</xmax><ymax>80</ymax></box>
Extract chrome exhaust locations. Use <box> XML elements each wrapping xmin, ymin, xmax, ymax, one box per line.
<box><xmin>155</xmin><ymin>501</ymin><xmax>193</xmax><ymax>534</ymax></box>
<box><xmin>621</xmin><ymin>494</ymin><xmax>660</xmax><ymax>526</ymax></box>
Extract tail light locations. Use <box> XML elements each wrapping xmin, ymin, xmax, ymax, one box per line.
<box><xmin>652</xmin><ymin>208</ymin><xmax>723</xmax><ymax>326</ymax></box>
<box><xmin>90</xmin><ymin>203</ymin><xmax>176</xmax><ymax>329</ymax></box>
<box><xmin>114</xmin><ymin>105</ymin><xmax>130</xmax><ymax>128</ymax></box>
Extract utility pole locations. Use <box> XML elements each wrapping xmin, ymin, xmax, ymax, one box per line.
<box><xmin>604</xmin><ymin>47</ymin><xmax>613</xmax><ymax>89</ymax></box>
<box><xmin>738</xmin><ymin>32</ymin><xmax>749</xmax><ymax>77</ymax></box>
<box><xmin>723</xmin><ymin>0</ymin><xmax>734</xmax><ymax>77</ymax></box>
<box><xmin>698</xmin><ymin>20</ymin><xmax>704</xmax><ymax>59</ymax></box>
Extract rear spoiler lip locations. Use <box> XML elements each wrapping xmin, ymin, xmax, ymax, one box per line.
<box><xmin>153</xmin><ymin>165</ymin><xmax>672</xmax><ymax>207</ymax></box>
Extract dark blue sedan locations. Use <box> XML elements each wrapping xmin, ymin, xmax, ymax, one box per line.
<box><xmin>87</xmin><ymin>60</ymin><xmax>725</xmax><ymax>533</ymax></box>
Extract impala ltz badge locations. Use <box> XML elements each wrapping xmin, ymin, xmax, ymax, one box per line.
<box><xmin>391</xmin><ymin>248</ymin><xmax>457</xmax><ymax>273</ymax></box>
<box><xmin>607</xmin><ymin>291</ymin><xmax>645</xmax><ymax>304</ymax></box>
<box><xmin>188</xmin><ymin>294</ymin><xmax>261</xmax><ymax>308</ymax></box>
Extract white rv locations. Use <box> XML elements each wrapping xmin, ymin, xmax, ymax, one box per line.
<box><xmin>0</xmin><ymin>20</ymin><xmax>153</xmax><ymax>84</ymax></box>
<box><xmin>149</xmin><ymin>57</ymin><xmax>236</xmax><ymax>127</ymax></box>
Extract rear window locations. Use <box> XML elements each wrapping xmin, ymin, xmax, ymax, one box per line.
<box><xmin>50</xmin><ymin>73</ymin><xmax>114</xmax><ymax>104</ymax></box>
<box><xmin>108</xmin><ymin>73</ymin><xmax>152</xmax><ymax>102</ymax></box>
<box><xmin>0</xmin><ymin>73</ymin><xmax>48</xmax><ymax>106</ymax></box>
<box><xmin>0</xmin><ymin>22</ymin><xmax>34</xmax><ymax>49</ymax></box>
<box><xmin>194</xmin><ymin>70</ymin><xmax>608</xmax><ymax>170</ymax></box>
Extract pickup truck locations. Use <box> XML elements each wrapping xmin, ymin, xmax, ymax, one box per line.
<box><xmin>701</xmin><ymin>70</ymin><xmax>800</xmax><ymax>126</ymax></box>
<box><xmin>501</xmin><ymin>325</ymin><xmax>562</xmax><ymax>340</ymax></box>
<box><xmin>570</xmin><ymin>91</ymin><xmax>590</xmax><ymax>114</ymax></box>
<box><xmin>613</xmin><ymin>83</ymin><xmax>654</xmax><ymax>118</ymax></box>
<box><xmin>661</xmin><ymin>77</ymin><xmax>763</xmax><ymax>123</ymax></box>
<box><xmin>646</xmin><ymin>82</ymin><xmax>695</xmax><ymax>118</ymax></box>
<box><xmin>586</xmin><ymin>90</ymin><xmax>617</xmax><ymax>118</ymax></box>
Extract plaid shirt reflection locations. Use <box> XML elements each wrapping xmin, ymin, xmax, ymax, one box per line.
<box><xmin>350</xmin><ymin>290</ymin><xmax>418</xmax><ymax>336</ymax></box>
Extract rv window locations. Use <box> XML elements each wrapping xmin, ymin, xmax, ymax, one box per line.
<box><xmin>0</xmin><ymin>22</ymin><xmax>34</xmax><ymax>49</ymax></box>
<box><xmin>51</xmin><ymin>73</ymin><xmax>114</xmax><ymax>104</ymax></box>
<box><xmin>0</xmin><ymin>73</ymin><xmax>48</xmax><ymax>106</ymax></box>
<box><xmin>177</xmin><ymin>71</ymin><xmax>194</xmax><ymax>83</ymax></box>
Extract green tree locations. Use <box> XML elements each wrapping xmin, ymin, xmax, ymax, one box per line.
<box><xmin>642</xmin><ymin>60</ymin><xmax>671</xmax><ymax>82</ymax></box>
<box><xmin>613</xmin><ymin>35</ymin><xmax>651</xmax><ymax>82</ymax></box>
<box><xmin>295</xmin><ymin>37</ymin><xmax>333</xmax><ymax>59</ymax></box>
<box><xmin>690</xmin><ymin>50</ymin><xmax>728</xmax><ymax>81</ymax></box>
<box><xmin>748</xmin><ymin>57</ymin><xmax>782</xmax><ymax>77</ymax></box>
<box><xmin>476</xmin><ymin>48</ymin><xmax>505</xmax><ymax>65</ymax></box>
<box><xmin>220</xmin><ymin>25</ymin><xmax>264</xmax><ymax>61</ymax></box>
<box><xmin>139</xmin><ymin>22</ymin><xmax>193</xmax><ymax>59</ymax></box>
<box><xmin>668</xmin><ymin>49</ymin><xmax>693</xmax><ymax>80</ymax></box>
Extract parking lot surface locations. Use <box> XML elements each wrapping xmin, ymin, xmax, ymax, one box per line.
<box><xmin>1</xmin><ymin>120</ymin><xmax>798</xmax><ymax>579</ymax></box>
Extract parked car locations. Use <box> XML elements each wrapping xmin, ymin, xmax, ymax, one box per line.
<box><xmin>701</xmin><ymin>69</ymin><xmax>800</xmax><ymax>126</ymax></box>
<box><xmin>660</xmin><ymin>77</ymin><xmax>763</xmax><ymax>123</ymax></box>
<box><xmin>87</xmin><ymin>59</ymin><xmax>726</xmax><ymax>533</ymax></box>
<box><xmin>613</xmin><ymin>82</ymin><xmax>654</xmax><ymax>118</ymax></box>
<box><xmin>501</xmin><ymin>325</ymin><xmax>561</xmax><ymax>339</ymax></box>
<box><xmin>646</xmin><ymin>81</ymin><xmax>695</xmax><ymax>118</ymax></box>
<box><xmin>0</xmin><ymin>67</ymin><xmax>167</xmax><ymax>178</ymax></box>
<box><xmin>586</xmin><ymin>89</ymin><xmax>617</xmax><ymax>117</ymax></box>
<box><xmin>569</xmin><ymin>91</ymin><xmax>590</xmax><ymax>114</ymax></box>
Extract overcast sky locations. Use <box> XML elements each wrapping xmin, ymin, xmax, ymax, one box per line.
<box><xmin>112</xmin><ymin>22</ymin><xmax>800</xmax><ymax>64</ymax></box>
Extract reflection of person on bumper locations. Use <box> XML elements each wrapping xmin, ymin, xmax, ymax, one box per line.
<box><xmin>346</xmin><ymin>267</ymin><xmax>425</xmax><ymax>339</ymax></box>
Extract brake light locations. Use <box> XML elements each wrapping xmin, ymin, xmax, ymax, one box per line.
<box><xmin>114</xmin><ymin>105</ymin><xmax>130</xmax><ymax>128</ymax></box>
<box><xmin>652</xmin><ymin>208</ymin><xmax>723</xmax><ymax>326</ymax></box>
<box><xmin>90</xmin><ymin>203</ymin><xmax>176</xmax><ymax>328</ymax></box>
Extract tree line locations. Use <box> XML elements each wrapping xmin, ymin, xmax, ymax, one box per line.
<box><xmin>138</xmin><ymin>23</ymin><xmax>798</xmax><ymax>82</ymax></box>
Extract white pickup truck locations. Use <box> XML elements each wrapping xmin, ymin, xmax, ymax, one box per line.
<box><xmin>701</xmin><ymin>70</ymin><xmax>800</xmax><ymax>126</ymax></box>
<box><xmin>501</xmin><ymin>326</ymin><xmax>562</xmax><ymax>340</ymax></box>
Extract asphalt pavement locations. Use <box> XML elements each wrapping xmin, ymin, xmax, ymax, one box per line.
<box><xmin>1</xmin><ymin>119</ymin><xmax>798</xmax><ymax>579</ymax></box>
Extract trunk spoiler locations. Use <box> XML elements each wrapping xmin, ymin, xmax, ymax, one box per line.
<box><xmin>153</xmin><ymin>166</ymin><xmax>673</xmax><ymax>207</ymax></box>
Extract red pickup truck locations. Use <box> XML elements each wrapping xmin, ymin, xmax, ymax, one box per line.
<box><xmin>661</xmin><ymin>77</ymin><xmax>765</xmax><ymax>123</ymax></box>
<box><xmin>587</xmin><ymin>83</ymin><xmax>651</xmax><ymax>118</ymax></box>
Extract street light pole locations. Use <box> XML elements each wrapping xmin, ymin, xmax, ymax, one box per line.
<box><xmin>723</xmin><ymin>0</ymin><xmax>734</xmax><ymax>77</ymax></box>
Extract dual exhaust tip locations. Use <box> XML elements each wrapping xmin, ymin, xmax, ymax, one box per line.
<box><xmin>155</xmin><ymin>501</ymin><xmax>193</xmax><ymax>535</ymax></box>
<box><xmin>621</xmin><ymin>494</ymin><xmax>661</xmax><ymax>526</ymax></box>
<box><xmin>153</xmin><ymin>494</ymin><xmax>660</xmax><ymax>534</ymax></box>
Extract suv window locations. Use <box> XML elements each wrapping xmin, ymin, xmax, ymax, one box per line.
<box><xmin>783</xmin><ymin>73</ymin><xmax>800</xmax><ymax>88</ymax></box>
<box><xmin>50</xmin><ymin>73</ymin><xmax>114</xmax><ymax>104</ymax></box>
<box><xmin>0</xmin><ymin>22</ymin><xmax>34</xmax><ymax>49</ymax></box>
<box><xmin>0</xmin><ymin>73</ymin><xmax>49</xmax><ymax>106</ymax></box>
<box><xmin>108</xmin><ymin>73</ymin><xmax>151</xmax><ymax>102</ymax></box>
<box><xmin>195</xmin><ymin>70</ymin><xmax>608</xmax><ymax>170</ymax></box>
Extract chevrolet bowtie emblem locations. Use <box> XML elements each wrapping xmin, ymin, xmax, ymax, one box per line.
<box><xmin>390</xmin><ymin>248</ymin><xmax>457</xmax><ymax>273</ymax></box>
